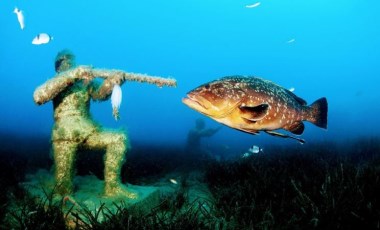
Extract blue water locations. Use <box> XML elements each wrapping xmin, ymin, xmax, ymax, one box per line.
<box><xmin>1</xmin><ymin>0</ymin><xmax>379</xmax><ymax>154</ymax></box>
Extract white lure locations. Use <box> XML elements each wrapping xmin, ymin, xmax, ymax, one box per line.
<box><xmin>111</xmin><ymin>84</ymin><xmax>122</xmax><ymax>120</ymax></box>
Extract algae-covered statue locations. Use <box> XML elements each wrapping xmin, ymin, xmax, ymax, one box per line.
<box><xmin>33</xmin><ymin>50</ymin><xmax>176</xmax><ymax>198</ymax></box>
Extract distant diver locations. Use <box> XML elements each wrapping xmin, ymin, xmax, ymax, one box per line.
<box><xmin>185</xmin><ymin>118</ymin><xmax>221</xmax><ymax>155</ymax></box>
<box><xmin>183</xmin><ymin>76</ymin><xmax>328</xmax><ymax>144</ymax></box>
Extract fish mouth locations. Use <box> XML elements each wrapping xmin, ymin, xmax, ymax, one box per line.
<box><xmin>182</xmin><ymin>93</ymin><xmax>243</xmax><ymax>119</ymax></box>
<box><xmin>182</xmin><ymin>94</ymin><xmax>208</xmax><ymax>111</ymax></box>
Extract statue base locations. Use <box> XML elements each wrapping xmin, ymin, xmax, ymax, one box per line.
<box><xmin>22</xmin><ymin>169</ymin><xmax>160</xmax><ymax>228</ymax></box>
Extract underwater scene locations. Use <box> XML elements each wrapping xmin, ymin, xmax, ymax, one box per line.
<box><xmin>1</xmin><ymin>0</ymin><xmax>380</xmax><ymax>229</ymax></box>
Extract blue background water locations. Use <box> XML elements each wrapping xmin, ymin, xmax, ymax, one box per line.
<box><xmin>1</xmin><ymin>0</ymin><xmax>379</xmax><ymax>154</ymax></box>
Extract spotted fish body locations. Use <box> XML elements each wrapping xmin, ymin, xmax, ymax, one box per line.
<box><xmin>182</xmin><ymin>76</ymin><xmax>328</xmax><ymax>143</ymax></box>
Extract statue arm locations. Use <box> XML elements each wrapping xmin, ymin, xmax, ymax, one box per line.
<box><xmin>88</xmin><ymin>69</ymin><xmax>177</xmax><ymax>101</ymax></box>
<box><xmin>33</xmin><ymin>66</ymin><xmax>91</xmax><ymax>105</ymax></box>
<box><xmin>89</xmin><ymin>71</ymin><xmax>125</xmax><ymax>101</ymax></box>
<box><xmin>33</xmin><ymin>64</ymin><xmax>177</xmax><ymax>104</ymax></box>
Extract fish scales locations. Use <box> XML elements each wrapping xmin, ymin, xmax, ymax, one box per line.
<box><xmin>225</xmin><ymin>77</ymin><xmax>300</xmax><ymax>127</ymax></box>
<box><xmin>182</xmin><ymin>76</ymin><xmax>328</xmax><ymax>144</ymax></box>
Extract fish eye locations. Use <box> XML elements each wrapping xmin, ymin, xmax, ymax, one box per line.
<box><xmin>204</xmin><ymin>84</ymin><xmax>210</xmax><ymax>90</ymax></box>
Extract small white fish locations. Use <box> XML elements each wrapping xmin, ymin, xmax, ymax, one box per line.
<box><xmin>242</xmin><ymin>145</ymin><xmax>264</xmax><ymax>158</ymax></box>
<box><xmin>248</xmin><ymin>145</ymin><xmax>261</xmax><ymax>154</ymax></box>
<box><xmin>169</xmin><ymin>179</ymin><xmax>178</xmax><ymax>185</ymax></box>
<box><xmin>111</xmin><ymin>84</ymin><xmax>122</xmax><ymax>120</ymax></box>
<box><xmin>13</xmin><ymin>7</ymin><xmax>25</xmax><ymax>30</ymax></box>
<box><xmin>32</xmin><ymin>33</ymin><xmax>53</xmax><ymax>45</ymax></box>
<box><xmin>287</xmin><ymin>38</ymin><xmax>296</xmax><ymax>44</ymax></box>
<box><xmin>246</xmin><ymin>2</ymin><xmax>261</xmax><ymax>8</ymax></box>
<box><xmin>289</xmin><ymin>87</ymin><xmax>295</xmax><ymax>92</ymax></box>
<box><xmin>241</xmin><ymin>152</ymin><xmax>251</xmax><ymax>158</ymax></box>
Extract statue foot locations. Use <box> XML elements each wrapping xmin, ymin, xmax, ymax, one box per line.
<box><xmin>104</xmin><ymin>183</ymin><xmax>138</xmax><ymax>199</ymax></box>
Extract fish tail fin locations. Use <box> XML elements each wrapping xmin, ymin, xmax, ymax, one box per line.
<box><xmin>307</xmin><ymin>97</ymin><xmax>328</xmax><ymax>129</ymax></box>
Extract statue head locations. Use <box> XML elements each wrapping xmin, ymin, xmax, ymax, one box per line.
<box><xmin>55</xmin><ymin>49</ymin><xmax>76</xmax><ymax>73</ymax></box>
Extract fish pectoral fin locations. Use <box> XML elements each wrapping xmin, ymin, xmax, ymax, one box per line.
<box><xmin>265</xmin><ymin>131</ymin><xmax>305</xmax><ymax>144</ymax></box>
<box><xmin>238</xmin><ymin>127</ymin><xmax>260</xmax><ymax>135</ymax></box>
<box><xmin>286</xmin><ymin>122</ymin><xmax>305</xmax><ymax>135</ymax></box>
<box><xmin>239</xmin><ymin>103</ymin><xmax>269</xmax><ymax>121</ymax></box>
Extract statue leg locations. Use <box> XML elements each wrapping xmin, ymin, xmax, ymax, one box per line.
<box><xmin>52</xmin><ymin>140</ymin><xmax>78</xmax><ymax>196</ymax></box>
<box><xmin>85</xmin><ymin>131</ymin><xmax>138</xmax><ymax>199</ymax></box>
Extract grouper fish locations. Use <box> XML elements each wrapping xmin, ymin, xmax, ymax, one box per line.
<box><xmin>182</xmin><ymin>76</ymin><xmax>328</xmax><ymax>144</ymax></box>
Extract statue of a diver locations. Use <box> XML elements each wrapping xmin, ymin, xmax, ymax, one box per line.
<box><xmin>33</xmin><ymin>50</ymin><xmax>136</xmax><ymax>198</ymax></box>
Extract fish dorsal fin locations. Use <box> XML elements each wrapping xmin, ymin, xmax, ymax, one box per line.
<box><xmin>239</xmin><ymin>103</ymin><xmax>269</xmax><ymax>121</ymax></box>
<box><xmin>285</xmin><ymin>90</ymin><xmax>307</xmax><ymax>106</ymax></box>
<box><xmin>286</xmin><ymin>122</ymin><xmax>305</xmax><ymax>135</ymax></box>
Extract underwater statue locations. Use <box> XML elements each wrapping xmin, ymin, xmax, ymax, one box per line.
<box><xmin>33</xmin><ymin>50</ymin><xmax>176</xmax><ymax>198</ymax></box>
<box><xmin>185</xmin><ymin>118</ymin><xmax>221</xmax><ymax>155</ymax></box>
